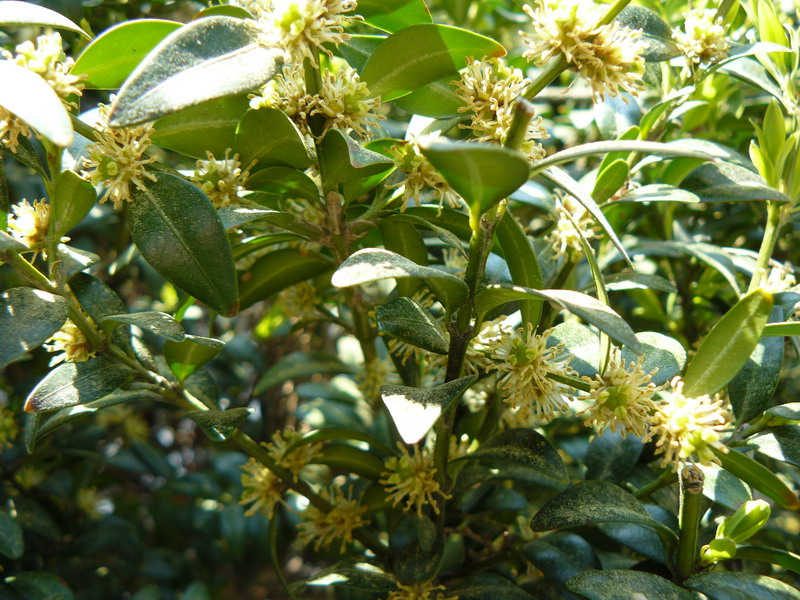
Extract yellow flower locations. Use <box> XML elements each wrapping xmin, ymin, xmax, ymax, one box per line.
<box><xmin>14</xmin><ymin>465</ymin><xmax>46</xmax><ymax>490</ymax></box>
<box><xmin>490</xmin><ymin>324</ymin><xmax>576</xmax><ymax>425</ymax></box>
<box><xmin>380</xmin><ymin>443</ymin><xmax>450</xmax><ymax>517</ymax></box>
<box><xmin>8</xmin><ymin>199</ymin><xmax>50</xmax><ymax>249</ymax></box>
<box><xmin>240</xmin><ymin>458</ymin><xmax>285</xmax><ymax>518</ymax></box>
<box><xmin>758</xmin><ymin>263</ymin><xmax>797</xmax><ymax>294</ymax></box>
<box><xmin>389</xmin><ymin>139</ymin><xmax>460</xmax><ymax>212</ymax></box>
<box><xmin>643</xmin><ymin>376</ymin><xmax>730</xmax><ymax>471</ymax></box>
<box><xmin>3</xmin><ymin>31</ymin><xmax>83</xmax><ymax>107</ymax></box>
<box><xmin>296</xmin><ymin>486</ymin><xmax>369</xmax><ymax>552</ymax></box>
<box><xmin>521</xmin><ymin>0</ymin><xmax>645</xmax><ymax>102</ymax></box>
<box><xmin>0</xmin><ymin>107</ymin><xmax>32</xmax><ymax>153</ymax></box>
<box><xmin>357</xmin><ymin>356</ymin><xmax>395</xmax><ymax>403</ymax></box>
<box><xmin>279</xmin><ymin>281</ymin><xmax>319</xmax><ymax>320</ymax></box>
<box><xmin>249</xmin><ymin>64</ymin><xmax>315</xmax><ymax>127</ymax></box>
<box><xmin>44</xmin><ymin>319</ymin><xmax>96</xmax><ymax>366</ymax></box>
<box><xmin>266</xmin><ymin>428</ymin><xmax>322</xmax><ymax>481</ymax></box>
<box><xmin>454</xmin><ymin>57</ymin><xmax>548</xmax><ymax>161</ymax></box>
<box><xmin>545</xmin><ymin>192</ymin><xmax>599</xmax><ymax>260</ymax></box>
<box><xmin>77</xmin><ymin>487</ymin><xmax>105</xmax><ymax>519</ymax></box>
<box><xmin>0</xmin><ymin>407</ymin><xmax>19</xmax><ymax>449</ymax></box>
<box><xmin>96</xmin><ymin>406</ymin><xmax>149</xmax><ymax>443</ymax></box>
<box><xmin>388</xmin><ymin>581</ymin><xmax>452</xmax><ymax>600</ymax></box>
<box><xmin>311</xmin><ymin>64</ymin><xmax>384</xmax><ymax>138</ymax></box>
<box><xmin>190</xmin><ymin>149</ymin><xmax>254</xmax><ymax>208</ymax></box>
<box><xmin>673</xmin><ymin>9</ymin><xmax>730</xmax><ymax>65</ymax></box>
<box><xmin>580</xmin><ymin>348</ymin><xmax>661</xmax><ymax>437</ymax></box>
<box><xmin>81</xmin><ymin>104</ymin><xmax>157</xmax><ymax>210</ymax></box>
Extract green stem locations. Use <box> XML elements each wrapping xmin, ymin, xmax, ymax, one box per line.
<box><xmin>70</xmin><ymin>113</ymin><xmax>98</xmax><ymax>142</ymax></box>
<box><xmin>748</xmin><ymin>202</ymin><xmax>784</xmax><ymax>293</ymax></box>
<box><xmin>676</xmin><ymin>465</ymin><xmax>704</xmax><ymax>582</ymax></box>
<box><xmin>633</xmin><ymin>469</ymin><xmax>677</xmax><ymax>499</ymax></box>
<box><xmin>524</xmin><ymin>56</ymin><xmax>569</xmax><ymax>102</ymax></box>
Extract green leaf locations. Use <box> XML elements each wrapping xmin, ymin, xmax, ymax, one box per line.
<box><xmin>152</xmin><ymin>95</ymin><xmax>250</xmax><ymax>159</ymax></box>
<box><xmin>748</xmin><ymin>425</ymin><xmax>800</xmax><ymax>468</ymax></box>
<box><xmin>567</xmin><ymin>570</ymin><xmax>695</xmax><ymax>600</ymax></box>
<box><xmin>736</xmin><ymin>546</ymin><xmax>800</xmax><ymax>576</ymax></box>
<box><xmin>247</xmin><ymin>167</ymin><xmax>320</xmax><ymax>202</ymax></box>
<box><xmin>766</xmin><ymin>402</ymin><xmax>800</xmax><ymax>420</ymax></box>
<box><xmin>620</xmin><ymin>331</ymin><xmax>686</xmax><ymax>386</ymax></box>
<box><xmin>287</xmin><ymin>427</ymin><xmax>394</xmax><ymax>457</ymax></box>
<box><xmin>24</xmin><ymin>357</ymin><xmax>133</xmax><ymax>413</ymax></box>
<box><xmin>361</xmin><ymin>24</ymin><xmax>505</xmax><ymax>101</ymax></box>
<box><xmin>683</xmin><ymin>289</ymin><xmax>773</xmax><ymax>397</ymax></box>
<box><xmin>547</xmin><ymin>322</ymin><xmax>600</xmax><ymax>377</ymax></box>
<box><xmin>0</xmin><ymin>1</ymin><xmax>88</xmax><ymax>37</ymax></box>
<box><xmin>392</xmin><ymin>75</ymin><xmax>464</xmax><ymax>118</ymax></box>
<box><xmin>379</xmin><ymin>219</ymin><xmax>429</xmax><ymax>296</ymax></box>
<box><xmin>238</xmin><ymin>247</ymin><xmax>331</xmax><ymax>310</ymax></box>
<box><xmin>475</xmin><ymin>284</ymin><xmax>642</xmax><ymax>352</ymax></box>
<box><xmin>313</xmin><ymin>444</ymin><xmax>386</xmax><ymax>479</ymax></box>
<box><xmin>712</xmin><ymin>446</ymin><xmax>800</xmax><ymax>510</ymax></box>
<box><xmin>682</xmin><ymin>161</ymin><xmax>791</xmax><ymax>203</ymax></box>
<box><xmin>339</xmin><ymin>34</ymin><xmax>385</xmax><ymax>72</ymax></box>
<box><xmin>381</xmin><ymin>376</ymin><xmax>475</xmax><ymax>444</ymax></box>
<box><xmin>186</xmin><ymin>407</ymin><xmax>253</xmax><ymax>441</ymax></box>
<box><xmin>235</xmin><ymin>108</ymin><xmax>314</xmax><ymax>171</ymax></box>
<box><xmin>452</xmin><ymin>573</ymin><xmax>537</xmax><ymax>600</ymax></box>
<box><xmin>729</xmin><ymin>307</ymin><xmax>784</xmax><ymax>423</ymax></box>
<box><xmin>604</xmin><ymin>272</ymin><xmax>677</xmax><ymax>293</ymax></box>
<box><xmin>698</xmin><ymin>463</ymin><xmax>751</xmax><ymax>511</ymax></box>
<box><xmin>218</xmin><ymin>203</ymin><xmax>294</xmax><ymax>230</ymax></box>
<box><xmin>0</xmin><ymin>231</ymin><xmax>26</xmax><ymax>253</ymax></box>
<box><xmin>0</xmin><ymin>62</ymin><xmax>73</xmax><ymax>147</ymax></box>
<box><xmin>420</xmin><ymin>138</ymin><xmax>530</xmax><ymax>215</ymax></box>
<box><xmin>0</xmin><ymin>513</ymin><xmax>23</xmax><ymax>560</ymax></box>
<box><xmin>523</xmin><ymin>532</ymin><xmax>601</xmax><ymax>585</ymax></box>
<box><xmin>616</xmin><ymin>6</ymin><xmax>681</xmax><ymax>62</ymax></box>
<box><xmin>164</xmin><ymin>335</ymin><xmax>225</xmax><ymax>380</ymax></box>
<box><xmin>454</xmin><ymin>428</ymin><xmax>568</xmax><ymax>482</ymax></box>
<box><xmin>615</xmin><ymin>183</ymin><xmax>701</xmax><ymax>203</ymax></box>
<box><xmin>318</xmin><ymin>129</ymin><xmax>394</xmax><ymax>184</ymax></box>
<box><xmin>592</xmin><ymin>158</ymin><xmax>629</xmax><ymax>203</ymax></box>
<box><xmin>4</xmin><ymin>572</ymin><xmax>74</xmax><ymax>600</ymax></box>
<box><xmin>494</xmin><ymin>209</ymin><xmax>543</xmax><ymax>327</ymax></box>
<box><xmin>332</xmin><ymin>248</ymin><xmax>468</xmax><ymax>313</ymax></box>
<box><xmin>51</xmin><ymin>170</ymin><xmax>96</xmax><ymax>239</ymax></box>
<box><xmin>101</xmin><ymin>311</ymin><xmax>185</xmax><ymax>342</ymax></box>
<box><xmin>305</xmin><ymin>560</ymin><xmax>396</xmax><ymax>592</ymax></box>
<box><xmin>254</xmin><ymin>351</ymin><xmax>357</xmax><ymax>394</ymax></box>
<box><xmin>584</xmin><ymin>432</ymin><xmax>643</xmax><ymax>484</ymax></box>
<box><xmin>128</xmin><ymin>174</ymin><xmax>239</xmax><ymax>317</ymax></box>
<box><xmin>762</xmin><ymin>321</ymin><xmax>800</xmax><ymax>336</ymax></box>
<box><xmin>193</xmin><ymin>4</ymin><xmax>252</xmax><ymax>19</ymax></box>
<box><xmin>530</xmin><ymin>480</ymin><xmax>678</xmax><ymax>541</ymax></box>
<box><xmin>376</xmin><ymin>297</ymin><xmax>449</xmax><ymax>355</ymax></box>
<box><xmin>73</xmin><ymin>20</ymin><xmax>181</xmax><ymax>89</ymax></box>
<box><xmin>0</xmin><ymin>288</ymin><xmax>68</xmax><ymax>369</ymax></box>
<box><xmin>108</xmin><ymin>16</ymin><xmax>282</xmax><ymax>127</ymax></box>
<box><xmin>685</xmin><ymin>572</ymin><xmax>800</xmax><ymax>600</ymax></box>
<box><xmin>358</xmin><ymin>0</ymin><xmax>432</xmax><ymax>32</ymax></box>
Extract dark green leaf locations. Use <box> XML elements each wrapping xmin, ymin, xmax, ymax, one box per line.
<box><xmin>585</xmin><ymin>431</ymin><xmax>643</xmax><ymax>483</ymax></box>
<box><xmin>0</xmin><ymin>513</ymin><xmax>23</xmax><ymax>560</ymax></box>
<box><xmin>453</xmin><ymin>573</ymin><xmax>536</xmax><ymax>599</ymax></box>
<box><xmin>57</xmin><ymin>244</ymin><xmax>100</xmax><ymax>279</ymax></box>
<box><xmin>164</xmin><ymin>335</ymin><xmax>225</xmax><ymax>380</ymax></box>
<box><xmin>685</xmin><ymin>572</ymin><xmax>800</xmax><ymax>600</ymax></box>
<box><xmin>0</xmin><ymin>1</ymin><xmax>88</xmax><ymax>37</ymax></box>
<box><xmin>683</xmin><ymin>289</ymin><xmax>773</xmax><ymax>397</ymax></box>
<box><xmin>287</xmin><ymin>427</ymin><xmax>394</xmax><ymax>457</ymax></box>
<box><xmin>51</xmin><ymin>170</ymin><xmax>96</xmax><ymax>239</ymax></box>
<box><xmin>186</xmin><ymin>408</ymin><xmax>253</xmax><ymax>441</ymax></box>
<box><xmin>128</xmin><ymin>174</ymin><xmax>239</xmax><ymax>317</ymax></box>
<box><xmin>361</xmin><ymin>24</ymin><xmax>505</xmax><ymax>100</ymax></box>
<box><xmin>318</xmin><ymin>129</ymin><xmax>394</xmax><ymax>184</ymax></box>
<box><xmin>0</xmin><ymin>288</ymin><xmax>68</xmax><ymax>369</ymax></box>
<box><xmin>254</xmin><ymin>350</ymin><xmax>357</xmax><ymax>394</ymax></box>
<box><xmin>4</xmin><ymin>572</ymin><xmax>74</xmax><ymax>600</ymax></box>
<box><xmin>379</xmin><ymin>219</ymin><xmax>429</xmax><ymax>296</ymax></box>
<box><xmin>306</xmin><ymin>559</ymin><xmax>396</xmax><ymax>592</ymax></box>
<box><xmin>238</xmin><ymin>247</ymin><xmax>331</xmax><ymax>310</ymax></box>
<box><xmin>236</xmin><ymin>108</ymin><xmax>314</xmax><ymax>171</ymax></box>
<box><xmin>381</xmin><ymin>376</ymin><xmax>475</xmax><ymax>444</ymax></box>
<box><xmin>73</xmin><ymin>19</ymin><xmax>181</xmax><ymax>88</ymax></box>
<box><xmin>358</xmin><ymin>0</ymin><xmax>432</xmax><ymax>33</ymax></box>
<box><xmin>620</xmin><ymin>331</ymin><xmax>686</xmax><ymax>386</ymax></box>
<box><xmin>698</xmin><ymin>463</ymin><xmax>751</xmax><ymax>511</ymax></box>
<box><xmin>313</xmin><ymin>444</ymin><xmax>386</xmax><ymax>479</ymax></box>
<box><xmin>376</xmin><ymin>297</ymin><xmax>449</xmax><ymax>354</ymax></box>
<box><xmin>494</xmin><ymin>209</ymin><xmax>543</xmax><ymax>327</ymax></box>
<box><xmin>5</xmin><ymin>135</ymin><xmax>49</xmax><ymax>178</ymax></box>
<box><xmin>604</xmin><ymin>272</ymin><xmax>677</xmax><ymax>293</ymax></box>
<box><xmin>749</xmin><ymin>425</ymin><xmax>800</xmax><ymax>468</ymax></box>
<box><xmin>0</xmin><ymin>231</ymin><xmax>25</xmax><ymax>253</ymax></box>
<box><xmin>592</xmin><ymin>158</ymin><xmax>629</xmax><ymax>203</ymax></box>
<box><xmin>523</xmin><ymin>532</ymin><xmax>600</xmax><ymax>585</ymax></box>
<box><xmin>616</xmin><ymin>6</ymin><xmax>681</xmax><ymax>61</ymax></box>
<box><xmin>247</xmin><ymin>167</ymin><xmax>320</xmax><ymax>202</ymax></box>
<box><xmin>109</xmin><ymin>16</ymin><xmax>282</xmax><ymax>126</ymax></box>
<box><xmin>735</xmin><ymin>546</ymin><xmax>800</xmax><ymax>577</ymax></box>
<box><xmin>547</xmin><ymin>322</ymin><xmax>600</xmax><ymax>377</ymax></box>
<box><xmin>765</xmin><ymin>403</ymin><xmax>800</xmax><ymax>420</ymax></box>
<box><xmin>101</xmin><ymin>311</ymin><xmax>185</xmax><ymax>341</ymax></box>
<box><xmin>712</xmin><ymin>446</ymin><xmax>800</xmax><ymax>510</ymax></box>
<box><xmin>420</xmin><ymin>138</ymin><xmax>530</xmax><ymax>215</ymax></box>
<box><xmin>152</xmin><ymin>95</ymin><xmax>250</xmax><ymax>159</ymax></box>
<box><xmin>24</xmin><ymin>357</ymin><xmax>133</xmax><ymax>413</ymax></box>
<box><xmin>682</xmin><ymin>161</ymin><xmax>791</xmax><ymax>203</ymax></box>
<box><xmin>218</xmin><ymin>203</ymin><xmax>294</xmax><ymax>230</ymax></box>
<box><xmin>567</xmin><ymin>570</ymin><xmax>695</xmax><ymax>600</ymax></box>
<box><xmin>0</xmin><ymin>62</ymin><xmax>72</xmax><ymax>147</ymax></box>
<box><xmin>339</xmin><ymin>34</ymin><xmax>385</xmax><ymax>72</ymax></box>
<box><xmin>455</xmin><ymin>428</ymin><xmax>568</xmax><ymax>482</ymax></box>
<box><xmin>392</xmin><ymin>75</ymin><xmax>464</xmax><ymax>118</ymax></box>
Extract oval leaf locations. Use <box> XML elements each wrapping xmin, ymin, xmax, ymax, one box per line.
<box><xmin>238</xmin><ymin>247</ymin><xmax>331</xmax><ymax>310</ymax></box>
<box><xmin>128</xmin><ymin>174</ymin><xmax>239</xmax><ymax>316</ymax></box>
<box><xmin>186</xmin><ymin>407</ymin><xmax>253</xmax><ymax>441</ymax></box>
<box><xmin>748</xmin><ymin>425</ymin><xmax>800</xmax><ymax>468</ymax></box>
<box><xmin>164</xmin><ymin>335</ymin><xmax>225</xmax><ymax>380</ymax></box>
<box><xmin>567</xmin><ymin>570</ymin><xmax>695</xmax><ymax>600</ymax></box>
<box><xmin>52</xmin><ymin>169</ymin><xmax>96</xmax><ymax>239</ymax></box>
<box><xmin>318</xmin><ymin>129</ymin><xmax>394</xmax><ymax>184</ymax></box>
<box><xmin>523</xmin><ymin>532</ymin><xmax>601</xmax><ymax>585</ymax></box>
<box><xmin>0</xmin><ymin>512</ymin><xmax>24</xmax><ymax>560</ymax></box>
<box><xmin>685</xmin><ymin>572</ymin><xmax>800</xmax><ymax>600</ymax></box>
<box><xmin>109</xmin><ymin>16</ymin><xmax>282</xmax><ymax>126</ymax></box>
<box><xmin>376</xmin><ymin>296</ymin><xmax>449</xmax><ymax>354</ymax></box>
<box><xmin>712</xmin><ymin>446</ymin><xmax>800</xmax><ymax>510</ymax></box>
<box><xmin>616</xmin><ymin>6</ymin><xmax>681</xmax><ymax>62</ymax></box>
<box><xmin>0</xmin><ymin>288</ymin><xmax>68</xmax><ymax>369</ymax></box>
<box><xmin>236</xmin><ymin>107</ymin><xmax>314</xmax><ymax>171</ymax></box>
<box><xmin>358</xmin><ymin>0</ymin><xmax>432</xmax><ymax>33</ymax></box>
<box><xmin>0</xmin><ymin>1</ymin><xmax>88</xmax><ymax>37</ymax></box>
<box><xmin>101</xmin><ymin>311</ymin><xmax>185</xmax><ymax>342</ymax></box>
<box><xmin>254</xmin><ymin>350</ymin><xmax>357</xmax><ymax>394</ymax></box>
<box><xmin>620</xmin><ymin>331</ymin><xmax>686</xmax><ymax>386</ymax></box>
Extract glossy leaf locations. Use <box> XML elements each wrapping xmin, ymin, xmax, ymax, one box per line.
<box><xmin>376</xmin><ymin>297</ymin><xmax>449</xmax><ymax>355</ymax></box>
<box><xmin>254</xmin><ymin>350</ymin><xmax>357</xmax><ymax>394</ymax></box>
<box><xmin>238</xmin><ymin>247</ymin><xmax>331</xmax><ymax>309</ymax></box>
<box><xmin>379</xmin><ymin>219</ymin><xmax>428</xmax><ymax>296</ymax></box>
<box><xmin>306</xmin><ymin>560</ymin><xmax>396</xmax><ymax>592</ymax></box>
<box><xmin>592</xmin><ymin>158</ymin><xmax>629</xmax><ymax>203</ymax></box>
<box><xmin>24</xmin><ymin>357</ymin><xmax>133</xmax><ymax>413</ymax></box>
<box><xmin>547</xmin><ymin>322</ymin><xmax>600</xmax><ymax>377</ymax></box>
<box><xmin>152</xmin><ymin>95</ymin><xmax>250</xmax><ymax>159</ymax></box>
<box><xmin>318</xmin><ymin>129</ymin><xmax>394</xmax><ymax>184</ymax></box>
<box><xmin>475</xmin><ymin>284</ymin><xmax>642</xmax><ymax>352</ymax></box>
<box><xmin>0</xmin><ymin>62</ymin><xmax>73</xmax><ymax>147</ymax></box>
<box><xmin>235</xmin><ymin>108</ymin><xmax>314</xmax><ymax>171</ymax></box>
<box><xmin>683</xmin><ymin>289</ymin><xmax>773</xmax><ymax>397</ymax></box>
<box><xmin>382</xmin><ymin>376</ymin><xmax>474</xmax><ymax>444</ymax></box>
<box><xmin>567</xmin><ymin>570</ymin><xmax>695</xmax><ymax>600</ymax></box>
<box><xmin>712</xmin><ymin>446</ymin><xmax>800</xmax><ymax>510</ymax></box>
<box><xmin>682</xmin><ymin>161</ymin><xmax>791</xmax><ymax>203</ymax></box>
<box><xmin>128</xmin><ymin>174</ymin><xmax>239</xmax><ymax>317</ymax></box>
<box><xmin>736</xmin><ymin>546</ymin><xmax>800</xmax><ymax>577</ymax></box>
<box><xmin>620</xmin><ymin>332</ymin><xmax>686</xmax><ymax>386</ymax></box>
<box><xmin>0</xmin><ymin>1</ymin><xmax>88</xmax><ymax>37</ymax></box>
<box><xmin>762</xmin><ymin>321</ymin><xmax>800</xmax><ymax>336</ymax></box>
<box><xmin>313</xmin><ymin>445</ymin><xmax>386</xmax><ymax>479</ymax></box>
<box><xmin>523</xmin><ymin>532</ymin><xmax>601</xmax><ymax>585</ymax></box>
<box><xmin>766</xmin><ymin>402</ymin><xmax>800</xmax><ymax>420</ymax></box>
<box><xmin>69</xmin><ymin>273</ymin><xmax>130</xmax><ymax>347</ymax></box>
<box><xmin>749</xmin><ymin>425</ymin><xmax>800</xmax><ymax>468</ymax></box>
<box><xmin>494</xmin><ymin>210</ymin><xmax>543</xmax><ymax>327</ymax></box>
<box><xmin>0</xmin><ymin>513</ymin><xmax>24</xmax><ymax>560</ymax></box>
<box><xmin>698</xmin><ymin>463</ymin><xmax>751</xmax><ymax>511</ymax></box>
<box><xmin>615</xmin><ymin>183</ymin><xmax>701</xmax><ymax>203</ymax></box>
<box><xmin>51</xmin><ymin>170</ymin><xmax>96</xmax><ymax>239</ymax></box>
<box><xmin>109</xmin><ymin>16</ymin><xmax>282</xmax><ymax>126</ymax></box>
<box><xmin>685</xmin><ymin>572</ymin><xmax>800</xmax><ymax>600</ymax></box>
<box><xmin>0</xmin><ymin>288</ymin><xmax>68</xmax><ymax>369</ymax></box>
<box><xmin>452</xmin><ymin>574</ymin><xmax>536</xmax><ymax>600</ymax></box>
<box><xmin>420</xmin><ymin>138</ymin><xmax>530</xmax><ymax>215</ymax></box>
<box><xmin>392</xmin><ymin>75</ymin><xmax>464</xmax><ymax>118</ymax></box>
<box><xmin>164</xmin><ymin>335</ymin><xmax>225</xmax><ymax>380</ymax></box>
<box><xmin>288</xmin><ymin>427</ymin><xmax>394</xmax><ymax>457</ymax></box>
<box><xmin>604</xmin><ymin>272</ymin><xmax>677</xmax><ymax>293</ymax></box>
<box><xmin>616</xmin><ymin>6</ymin><xmax>681</xmax><ymax>61</ymax></box>
<box><xmin>247</xmin><ymin>167</ymin><xmax>320</xmax><ymax>202</ymax></box>
<box><xmin>73</xmin><ymin>20</ymin><xmax>181</xmax><ymax>89</ymax></box>
<box><xmin>0</xmin><ymin>231</ymin><xmax>26</xmax><ymax>253</ymax></box>
<box><xmin>358</xmin><ymin>0</ymin><xmax>432</xmax><ymax>32</ymax></box>
<box><xmin>4</xmin><ymin>572</ymin><xmax>74</xmax><ymax>600</ymax></box>
<box><xmin>186</xmin><ymin>408</ymin><xmax>253</xmax><ymax>441</ymax></box>
<box><xmin>339</xmin><ymin>35</ymin><xmax>385</xmax><ymax>72</ymax></box>
<box><xmin>218</xmin><ymin>203</ymin><xmax>294</xmax><ymax>230</ymax></box>
<box><xmin>530</xmin><ymin>480</ymin><xmax>677</xmax><ymax>541</ymax></box>
<box><xmin>332</xmin><ymin>248</ymin><xmax>468</xmax><ymax>312</ymax></box>
<box><xmin>584</xmin><ymin>432</ymin><xmax>643</xmax><ymax>484</ymax></box>
<box><xmin>455</xmin><ymin>428</ymin><xmax>568</xmax><ymax>482</ymax></box>
<box><xmin>361</xmin><ymin>24</ymin><xmax>505</xmax><ymax>100</ymax></box>
<box><xmin>101</xmin><ymin>311</ymin><xmax>185</xmax><ymax>342</ymax></box>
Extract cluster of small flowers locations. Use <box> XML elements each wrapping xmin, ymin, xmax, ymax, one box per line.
<box><xmin>521</xmin><ymin>0</ymin><xmax>645</xmax><ymax>101</ymax></box>
<box><xmin>0</xmin><ymin>407</ymin><xmax>19</xmax><ymax>449</ymax></box>
<box><xmin>545</xmin><ymin>192</ymin><xmax>600</xmax><ymax>260</ymax></box>
<box><xmin>44</xmin><ymin>318</ymin><xmax>96</xmax><ymax>366</ymax></box>
<box><xmin>388</xmin><ymin>581</ymin><xmax>452</xmax><ymax>600</ymax></box>
<box><xmin>190</xmin><ymin>150</ymin><xmax>255</xmax><ymax>209</ymax></box>
<box><xmin>7</xmin><ymin>199</ymin><xmax>51</xmax><ymax>250</ymax></box>
<box><xmin>389</xmin><ymin>138</ymin><xmax>461</xmax><ymax>212</ymax></box>
<box><xmin>296</xmin><ymin>487</ymin><xmax>369</xmax><ymax>552</ymax></box>
<box><xmin>673</xmin><ymin>9</ymin><xmax>730</xmax><ymax>66</ymax></box>
<box><xmin>380</xmin><ymin>442</ymin><xmax>450</xmax><ymax>518</ymax></box>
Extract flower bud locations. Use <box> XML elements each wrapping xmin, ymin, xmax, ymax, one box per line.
<box><xmin>717</xmin><ymin>499</ymin><xmax>771</xmax><ymax>544</ymax></box>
